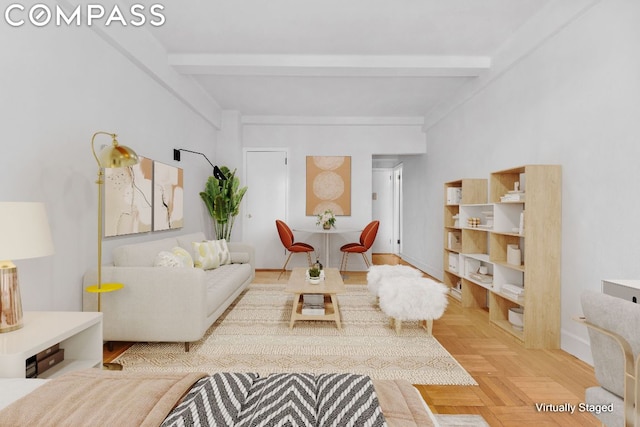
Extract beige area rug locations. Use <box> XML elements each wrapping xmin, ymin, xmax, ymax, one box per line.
<box><xmin>114</xmin><ymin>284</ymin><xmax>477</xmax><ymax>385</ymax></box>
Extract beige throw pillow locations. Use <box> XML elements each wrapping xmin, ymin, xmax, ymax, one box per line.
<box><xmin>192</xmin><ymin>239</ymin><xmax>231</xmax><ymax>270</ymax></box>
<box><xmin>172</xmin><ymin>246</ymin><xmax>194</xmax><ymax>268</ymax></box>
<box><xmin>154</xmin><ymin>251</ymin><xmax>184</xmax><ymax>268</ymax></box>
<box><xmin>217</xmin><ymin>239</ymin><xmax>232</xmax><ymax>266</ymax></box>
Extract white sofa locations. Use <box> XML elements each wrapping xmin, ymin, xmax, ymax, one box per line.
<box><xmin>83</xmin><ymin>232</ymin><xmax>255</xmax><ymax>351</ymax></box>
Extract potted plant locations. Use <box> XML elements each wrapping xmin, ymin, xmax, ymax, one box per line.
<box><xmin>200</xmin><ymin>166</ymin><xmax>248</xmax><ymax>241</ymax></box>
<box><xmin>308</xmin><ymin>267</ymin><xmax>322</xmax><ymax>284</ymax></box>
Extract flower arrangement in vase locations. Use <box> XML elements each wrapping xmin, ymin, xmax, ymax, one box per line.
<box><xmin>316</xmin><ymin>209</ymin><xmax>336</xmax><ymax>230</ymax></box>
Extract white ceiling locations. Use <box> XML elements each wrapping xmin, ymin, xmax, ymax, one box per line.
<box><xmin>148</xmin><ymin>0</ymin><xmax>551</xmax><ymax>117</ymax></box>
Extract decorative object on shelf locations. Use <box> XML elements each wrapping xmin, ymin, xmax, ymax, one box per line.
<box><xmin>308</xmin><ymin>267</ymin><xmax>322</xmax><ymax>284</ymax></box>
<box><xmin>447</xmin><ymin>231</ymin><xmax>461</xmax><ymax>250</ymax></box>
<box><xmin>452</xmin><ymin>214</ymin><xmax>460</xmax><ymax>227</ymax></box>
<box><xmin>0</xmin><ymin>202</ymin><xmax>55</xmax><ymax>333</ymax></box>
<box><xmin>467</xmin><ymin>217</ymin><xmax>480</xmax><ymax>228</ymax></box>
<box><xmin>508</xmin><ymin>307</ymin><xmax>524</xmax><ymax>331</ymax></box>
<box><xmin>482</xmin><ymin>211</ymin><xmax>494</xmax><ymax>228</ymax></box>
<box><xmin>507</xmin><ymin>244</ymin><xmax>522</xmax><ymax>266</ymax></box>
<box><xmin>448</xmin><ymin>253</ymin><xmax>459</xmax><ymax>273</ymax></box>
<box><xmin>446</xmin><ymin>187</ymin><xmax>462</xmax><ymax>205</ymax></box>
<box><xmin>519</xmin><ymin>211</ymin><xmax>525</xmax><ymax>235</ymax></box>
<box><xmin>316</xmin><ymin>209</ymin><xmax>336</xmax><ymax>229</ymax></box>
<box><xmin>200</xmin><ymin>166</ymin><xmax>248</xmax><ymax>241</ymax></box>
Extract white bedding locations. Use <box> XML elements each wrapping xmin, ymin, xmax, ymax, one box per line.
<box><xmin>0</xmin><ymin>378</ymin><xmax>48</xmax><ymax>410</ymax></box>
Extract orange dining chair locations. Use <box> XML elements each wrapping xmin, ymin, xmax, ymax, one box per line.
<box><xmin>339</xmin><ymin>220</ymin><xmax>380</xmax><ymax>272</ymax></box>
<box><xmin>275</xmin><ymin>220</ymin><xmax>315</xmax><ymax>277</ymax></box>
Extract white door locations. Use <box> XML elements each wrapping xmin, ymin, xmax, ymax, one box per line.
<box><xmin>393</xmin><ymin>164</ymin><xmax>403</xmax><ymax>255</ymax></box>
<box><xmin>244</xmin><ymin>150</ymin><xmax>287</xmax><ymax>269</ymax></box>
<box><xmin>372</xmin><ymin>169</ymin><xmax>394</xmax><ymax>254</ymax></box>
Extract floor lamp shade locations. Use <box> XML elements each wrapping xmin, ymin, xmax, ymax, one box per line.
<box><xmin>0</xmin><ymin>202</ymin><xmax>55</xmax><ymax>333</ymax></box>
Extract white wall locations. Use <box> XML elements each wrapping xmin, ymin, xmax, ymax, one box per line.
<box><xmin>401</xmin><ymin>0</ymin><xmax>640</xmax><ymax>362</ymax></box>
<box><xmin>1</xmin><ymin>24</ymin><xmax>219</xmax><ymax>311</ymax></box>
<box><xmin>242</xmin><ymin>121</ymin><xmax>426</xmax><ymax>269</ymax></box>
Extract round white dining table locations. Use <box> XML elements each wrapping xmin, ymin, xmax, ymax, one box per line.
<box><xmin>293</xmin><ymin>227</ymin><xmax>361</xmax><ymax>268</ymax></box>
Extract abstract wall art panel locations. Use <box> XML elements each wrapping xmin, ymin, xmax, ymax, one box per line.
<box><xmin>153</xmin><ymin>161</ymin><xmax>184</xmax><ymax>231</ymax></box>
<box><xmin>104</xmin><ymin>156</ymin><xmax>153</xmax><ymax>237</ymax></box>
<box><xmin>306</xmin><ymin>156</ymin><xmax>351</xmax><ymax>216</ymax></box>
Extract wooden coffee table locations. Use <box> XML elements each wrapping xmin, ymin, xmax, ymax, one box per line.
<box><xmin>285</xmin><ymin>267</ymin><xmax>346</xmax><ymax>329</ymax></box>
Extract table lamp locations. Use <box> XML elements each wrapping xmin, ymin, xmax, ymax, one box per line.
<box><xmin>86</xmin><ymin>131</ymin><xmax>139</xmax><ymax>311</ymax></box>
<box><xmin>0</xmin><ymin>202</ymin><xmax>55</xmax><ymax>333</ymax></box>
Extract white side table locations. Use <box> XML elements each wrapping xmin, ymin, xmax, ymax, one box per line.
<box><xmin>0</xmin><ymin>311</ymin><xmax>103</xmax><ymax>378</ymax></box>
<box><xmin>602</xmin><ymin>280</ymin><xmax>640</xmax><ymax>304</ymax></box>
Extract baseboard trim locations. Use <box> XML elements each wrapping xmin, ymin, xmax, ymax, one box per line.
<box><xmin>399</xmin><ymin>253</ymin><xmax>442</xmax><ymax>280</ymax></box>
<box><xmin>561</xmin><ymin>329</ymin><xmax>593</xmax><ymax>366</ymax></box>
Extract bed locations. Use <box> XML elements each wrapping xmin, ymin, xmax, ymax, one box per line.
<box><xmin>0</xmin><ymin>369</ymin><xmax>439</xmax><ymax>426</ymax></box>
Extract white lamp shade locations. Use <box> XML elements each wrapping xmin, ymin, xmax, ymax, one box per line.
<box><xmin>0</xmin><ymin>202</ymin><xmax>55</xmax><ymax>261</ymax></box>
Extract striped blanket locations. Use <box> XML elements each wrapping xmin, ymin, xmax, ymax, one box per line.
<box><xmin>162</xmin><ymin>372</ymin><xmax>387</xmax><ymax>427</ymax></box>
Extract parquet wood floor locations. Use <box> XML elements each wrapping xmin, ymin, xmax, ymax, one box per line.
<box><xmin>104</xmin><ymin>254</ymin><xmax>600</xmax><ymax>426</ymax></box>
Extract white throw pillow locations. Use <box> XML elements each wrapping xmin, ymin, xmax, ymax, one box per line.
<box><xmin>154</xmin><ymin>251</ymin><xmax>184</xmax><ymax>268</ymax></box>
<box><xmin>192</xmin><ymin>239</ymin><xmax>231</xmax><ymax>270</ymax></box>
<box><xmin>172</xmin><ymin>246</ymin><xmax>194</xmax><ymax>268</ymax></box>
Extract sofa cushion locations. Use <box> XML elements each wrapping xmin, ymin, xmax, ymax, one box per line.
<box><xmin>230</xmin><ymin>252</ymin><xmax>250</xmax><ymax>264</ymax></box>
<box><xmin>172</xmin><ymin>247</ymin><xmax>194</xmax><ymax>268</ymax></box>
<box><xmin>205</xmin><ymin>263</ymin><xmax>252</xmax><ymax>316</ymax></box>
<box><xmin>176</xmin><ymin>232</ymin><xmax>207</xmax><ymax>259</ymax></box>
<box><xmin>113</xmin><ymin>237</ymin><xmax>179</xmax><ymax>267</ymax></box>
<box><xmin>193</xmin><ymin>240</ymin><xmax>231</xmax><ymax>270</ymax></box>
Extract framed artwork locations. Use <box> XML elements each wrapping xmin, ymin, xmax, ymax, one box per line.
<box><xmin>153</xmin><ymin>161</ymin><xmax>184</xmax><ymax>231</ymax></box>
<box><xmin>104</xmin><ymin>156</ymin><xmax>153</xmax><ymax>237</ymax></box>
<box><xmin>306</xmin><ymin>156</ymin><xmax>351</xmax><ymax>216</ymax></box>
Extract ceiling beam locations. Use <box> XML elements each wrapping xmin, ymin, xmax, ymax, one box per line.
<box><xmin>168</xmin><ymin>54</ymin><xmax>491</xmax><ymax>77</ymax></box>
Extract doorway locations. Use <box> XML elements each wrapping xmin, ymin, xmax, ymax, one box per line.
<box><xmin>372</xmin><ymin>169</ymin><xmax>393</xmax><ymax>254</ymax></box>
<box><xmin>393</xmin><ymin>164</ymin><xmax>403</xmax><ymax>255</ymax></box>
<box><xmin>243</xmin><ymin>149</ymin><xmax>288</xmax><ymax>269</ymax></box>
<box><xmin>371</xmin><ymin>163</ymin><xmax>403</xmax><ymax>256</ymax></box>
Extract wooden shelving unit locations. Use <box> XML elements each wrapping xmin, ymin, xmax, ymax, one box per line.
<box><xmin>443</xmin><ymin>165</ymin><xmax>561</xmax><ymax>349</ymax></box>
<box><xmin>443</xmin><ymin>179</ymin><xmax>487</xmax><ymax>302</ymax></box>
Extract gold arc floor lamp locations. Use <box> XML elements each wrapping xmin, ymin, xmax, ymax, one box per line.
<box><xmin>0</xmin><ymin>203</ymin><xmax>55</xmax><ymax>333</ymax></box>
<box><xmin>85</xmin><ymin>131</ymin><xmax>139</xmax><ymax>369</ymax></box>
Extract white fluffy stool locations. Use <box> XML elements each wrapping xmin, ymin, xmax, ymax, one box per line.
<box><xmin>366</xmin><ymin>264</ymin><xmax>423</xmax><ymax>297</ymax></box>
<box><xmin>378</xmin><ymin>276</ymin><xmax>449</xmax><ymax>335</ymax></box>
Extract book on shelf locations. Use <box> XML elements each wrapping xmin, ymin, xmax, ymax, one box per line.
<box><xmin>500</xmin><ymin>283</ymin><xmax>525</xmax><ymax>301</ymax></box>
<box><xmin>303</xmin><ymin>294</ymin><xmax>324</xmax><ymax>305</ymax></box>
<box><xmin>302</xmin><ymin>303</ymin><xmax>325</xmax><ymax>315</ymax></box>
<box><xmin>469</xmin><ymin>272</ymin><xmax>493</xmax><ymax>284</ymax></box>
<box><xmin>450</xmin><ymin>287</ymin><xmax>462</xmax><ymax>299</ymax></box>
<box><xmin>500</xmin><ymin>192</ymin><xmax>525</xmax><ymax>202</ymax></box>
